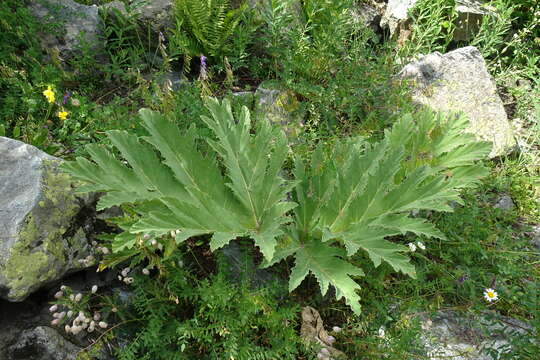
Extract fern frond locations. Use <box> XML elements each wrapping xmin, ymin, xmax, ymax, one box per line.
<box><xmin>171</xmin><ymin>0</ymin><xmax>242</xmax><ymax>68</ymax></box>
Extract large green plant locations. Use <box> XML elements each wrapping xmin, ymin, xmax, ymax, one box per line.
<box><xmin>62</xmin><ymin>98</ymin><xmax>491</xmax><ymax>314</ymax></box>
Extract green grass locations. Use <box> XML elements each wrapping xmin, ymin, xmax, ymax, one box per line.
<box><xmin>4</xmin><ymin>0</ymin><xmax>539</xmax><ymax>358</ymax></box>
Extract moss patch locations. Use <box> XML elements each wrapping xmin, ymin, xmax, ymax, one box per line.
<box><xmin>2</xmin><ymin>160</ymin><xmax>86</xmax><ymax>300</ymax></box>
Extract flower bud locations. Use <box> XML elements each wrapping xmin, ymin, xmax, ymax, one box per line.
<box><xmin>326</xmin><ymin>335</ymin><xmax>335</xmax><ymax>344</ymax></box>
<box><xmin>69</xmin><ymin>294</ymin><xmax>75</xmax><ymax>301</ymax></box>
<box><xmin>67</xmin><ymin>310</ymin><xmax>73</xmax><ymax>318</ymax></box>
<box><xmin>65</xmin><ymin>325</ymin><xmax>71</xmax><ymax>333</ymax></box>
<box><xmin>91</xmin><ymin>285</ymin><xmax>98</xmax><ymax>294</ymax></box>
<box><xmin>54</xmin><ymin>291</ymin><xmax>64</xmax><ymax>299</ymax></box>
<box><xmin>151</xmin><ymin>239</ymin><xmax>158</xmax><ymax>247</ymax></box>
<box><xmin>93</xmin><ymin>313</ymin><xmax>101</xmax><ymax>321</ymax></box>
<box><xmin>332</xmin><ymin>326</ymin><xmax>342</xmax><ymax>333</ymax></box>
<box><xmin>51</xmin><ymin>319</ymin><xmax>60</xmax><ymax>326</ymax></box>
<box><xmin>142</xmin><ymin>268</ymin><xmax>150</xmax><ymax>275</ymax></box>
<box><xmin>60</xmin><ymin>285</ymin><xmax>67</xmax><ymax>291</ymax></box>
<box><xmin>121</xmin><ymin>267</ymin><xmax>130</xmax><ymax>277</ymax></box>
<box><xmin>98</xmin><ymin>321</ymin><xmax>108</xmax><ymax>329</ymax></box>
<box><xmin>58</xmin><ymin>312</ymin><xmax>66</xmax><ymax>319</ymax></box>
<box><xmin>49</xmin><ymin>305</ymin><xmax>58</xmax><ymax>312</ymax></box>
<box><xmin>53</xmin><ymin>312</ymin><xmax>60</xmax><ymax>318</ymax></box>
<box><xmin>74</xmin><ymin>293</ymin><xmax>83</xmax><ymax>302</ymax></box>
<box><xmin>143</xmin><ymin>234</ymin><xmax>151</xmax><ymax>240</ymax></box>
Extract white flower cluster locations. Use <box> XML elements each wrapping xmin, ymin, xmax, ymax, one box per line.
<box><xmin>77</xmin><ymin>254</ymin><xmax>96</xmax><ymax>267</ymax></box>
<box><xmin>49</xmin><ymin>285</ymin><xmax>108</xmax><ymax>336</ymax></box>
<box><xmin>140</xmin><ymin>233</ymin><xmax>164</xmax><ymax>251</ymax></box>
<box><xmin>117</xmin><ymin>265</ymin><xmax>152</xmax><ymax>284</ymax></box>
<box><xmin>407</xmin><ymin>241</ymin><xmax>426</xmax><ymax>252</ymax></box>
<box><xmin>118</xmin><ymin>267</ymin><xmax>134</xmax><ymax>284</ymax></box>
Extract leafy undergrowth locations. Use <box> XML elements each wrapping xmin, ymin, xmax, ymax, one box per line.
<box><xmin>3</xmin><ymin>0</ymin><xmax>539</xmax><ymax>359</ymax></box>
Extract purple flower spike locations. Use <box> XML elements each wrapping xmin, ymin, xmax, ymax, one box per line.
<box><xmin>199</xmin><ymin>55</ymin><xmax>208</xmax><ymax>80</ymax></box>
<box><xmin>200</xmin><ymin>55</ymin><xmax>207</xmax><ymax>69</ymax></box>
<box><xmin>62</xmin><ymin>91</ymin><xmax>71</xmax><ymax>105</ymax></box>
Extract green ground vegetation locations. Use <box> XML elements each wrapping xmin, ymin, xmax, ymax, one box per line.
<box><xmin>2</xmin><ymin>0</ymin><xmax>539</xmax><ymax>358</ymax></box>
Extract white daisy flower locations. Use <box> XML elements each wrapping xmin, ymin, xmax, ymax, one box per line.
<box><xmin>484</xmin><ymin>288</ymin><xmax>498</xmax><ymax>302</ymax></box>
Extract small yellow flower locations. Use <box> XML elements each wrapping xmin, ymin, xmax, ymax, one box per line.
<box><xmin>58</xmin><ymin>109</ymin><xmax>69</xmax><ymax>120</ymax></box>
<box><xmin>43</xmin><ymin>85</ymin><xmax>55</xmax><ymax>103</ymax></box>
<box><xmin>483</xmin><ymin>288</ymin><xmax>498</xmax><ymax>302</ymax></box>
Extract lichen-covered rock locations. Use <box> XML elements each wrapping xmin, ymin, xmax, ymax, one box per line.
<box><xmin>381</xmin><ymin>0</ymin><xmax>490</xmax><ymax>42</ymax></box>
<box><xmin>420</xmin><ymin>311</ymin><xmax>531</xmax><ymax>360</ymax></box>
<box><xmin>493</xmin><ymin>194</ymin><xmax>515</xmax><ymax>211</ymax></box>
<box><xmin>131</xmin><ymin>0</ymin><xmax>174</xmax><ymax>32</ymax></box>
<box><xmin>454</xmin><ymin>0</ymin><xmax>489</xmax><ymax>42</ymax></box>
<box><xmin>398</xmin><ymin>46</ymin><xmax>515</xmax><ymax>157</ymax></box>
<box><xmin>349</xmin><ymin>1</ymin><xmax>384</xmax><ymax>35</ymax></box>
<box><xmin>380</xmin><ymin>0</ymin><xmax>417</xmax><ymax>36</ymax></box>
<box><xmin>6</xmin><ymin>326</ymin><xmax>81</xmax><ymax>360</ymax></box>
<box><xmin>0</xmin><ymin>137</ymin><xmax>95</xmax><ymax>301</ymax></box>
<box><xmin>29</xmin><ymin>0</ymin><xmax>101</xmax><ymax>56</ymax></box>
<box><xmin>254</xmin><ymin>82</ymin><xmax>303</xmax><ymax>145</ymax></box>
<box><xmin>99</xmin><ymin>0</ymin><xmax>126</xmax><ymax>14</ymax></box>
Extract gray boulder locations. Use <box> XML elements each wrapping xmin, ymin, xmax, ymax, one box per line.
<box><xmin>420</xmin><ymin>311</ymin><xmax>531</xmax><ymax>359</ymax></box>
<box><xmin>398</xmin><ymin>46</ymin><xmax>515</xmax><ymax>157</ymax></box>
<box><xmin>131</xmin><ymin>0</ymin><xmax>174</xmax><ymax>32</ymax></box>
<box><xmin>454</xmin><ymin>0</ymin><xmax>489</xmax><ymax>42</ymax></box>
<box><xmin>6</xmin><ymin>326</ymin><xmax>82</xmax><ymax>360</ymax></box>
<box><xmin>0</xmin><ymin>137</ymin><xmax>95</xmax><ymax>301</ymax></box>
<box><xmin>349</xmin><ymin>1</ymin><xmax>384</xmax><ymax>35</ymax></box>
<box><xmin>380</xmin><ymin>0</ymin><xmax>417</xmax><ymax>36</ymax></box>
<box><xmin>381</xmin><ymin>0</ymin><xmax>491</xmax><ymax>42</ymax></box>
<box><xmin>493</xmin><ymin>194</ymin><xmax>515</xmax><ymax>211</ymax></box>
<box><xmin>100</xmin><ymin>0</ymin><xmax>126</xmax><ymax>14</ymax></box>
<box><xmin>29</xmin><ymin>0</ymin><xmax>101</xmax><ymax>56</ymax></box>
<box><xmin>529</xmin><ymin>225</ymin><xmax>540</xmax><ymax>252</ymax></box>
<box><xmin>254</xmin><ymin>82</ymin><xmax>303</xmax><ymax>145</ymax></box>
